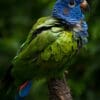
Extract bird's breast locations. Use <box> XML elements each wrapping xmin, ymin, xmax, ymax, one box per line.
<box><xmin>40</xmin><ymin>31</ymin><xmax>78</xmax><ymax>62</ymax></box>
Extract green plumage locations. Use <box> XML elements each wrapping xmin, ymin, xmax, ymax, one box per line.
<box><xmin>12</xmin><ymin>17</ymin><xmax>78</xmax><ymax>85</ymax></box>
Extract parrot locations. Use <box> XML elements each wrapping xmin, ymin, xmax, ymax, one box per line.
<box><xmin>0</xmin><ymin>0</ymin><xmax>89</xmax><ymax>100</ymax></box>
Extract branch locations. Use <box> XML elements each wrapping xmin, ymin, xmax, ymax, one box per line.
<box><xmin>48</xmin><ymin>76</ymin><xmax>73</xmax><ymax>100</ymax></box>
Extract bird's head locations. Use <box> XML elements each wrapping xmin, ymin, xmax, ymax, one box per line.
<box><xmin>53</xmin><ymin>0</ymin><xmax>89</xmax><ymax>25</ymax></box>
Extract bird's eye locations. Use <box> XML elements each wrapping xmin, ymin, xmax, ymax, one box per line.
<box><xmin>68</xmin><ymin>0</ymin><xmax>76</xmax><ymax>8</ymax></box>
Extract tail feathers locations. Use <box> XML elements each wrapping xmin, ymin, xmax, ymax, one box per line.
<box><xmin>17</xmin><ymin>80</ymin><xmax>32</xmax><ymax>98</ymax></box>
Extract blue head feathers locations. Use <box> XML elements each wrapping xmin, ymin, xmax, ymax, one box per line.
<box><xmin>52</xmin><ymin>0</ymin><xmax>85</xmax><ymax>25</ymax></box>
<box><xmin>52</xmin><ymin>0</ymin><xmax>89</xmax><ymax>44</ymax></box>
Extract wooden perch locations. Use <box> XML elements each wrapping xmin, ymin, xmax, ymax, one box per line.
<box><xmin>48</xmin><ymin>77</ymin><xmax>72</xmax><ymax>100</ymax></box>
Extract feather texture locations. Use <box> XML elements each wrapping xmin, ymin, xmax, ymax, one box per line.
<box><xmin>18</xmin><ymin>81</ymin><xmax>32</xmax><ymax>97</ymax></box>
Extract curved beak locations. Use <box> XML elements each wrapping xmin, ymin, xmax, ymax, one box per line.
<box><xmin>80</xmin><ymin>0</ymin><xmax>90</xmax><ymax>12</ymax></box>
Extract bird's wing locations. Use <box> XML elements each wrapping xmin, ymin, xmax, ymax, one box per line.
<box><xmin>11</xmin><ymin>16</ymin><xmax>64</xmax><ymax>82</ymax></box>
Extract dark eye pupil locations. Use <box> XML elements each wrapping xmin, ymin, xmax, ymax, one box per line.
<box><xmin>70</xmin><ymin>0</ymin><xmax>75</xmax><ymax>5</ymax></box>
<box><xmin>70</xmin><ymin>1</ymin><xmax>75</xmax><ymax>5</ymax></box>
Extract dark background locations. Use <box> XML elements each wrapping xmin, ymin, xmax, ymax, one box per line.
<box><xmin>0</xmin><ymin>0</ymin><xmax>100</xmax><ymax>100</ymax></box>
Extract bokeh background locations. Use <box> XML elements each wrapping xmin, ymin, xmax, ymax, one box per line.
<box><xmin>0</xmin><ymin>0</ymin><xmax>100</xmax><ymax>100</ymax></box>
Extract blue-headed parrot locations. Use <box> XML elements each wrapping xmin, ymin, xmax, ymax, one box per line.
<box><xmin>0</xmin><ymin>0</ymin><xmax>89</xmax><ymax>100</ymax></box>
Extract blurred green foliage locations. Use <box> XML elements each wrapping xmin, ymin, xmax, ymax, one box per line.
<box><xmin>0</xmin><ymin>0</ymin><xmax>100</xmax><ymax>100</ymax></box>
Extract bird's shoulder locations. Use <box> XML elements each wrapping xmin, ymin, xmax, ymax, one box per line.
<box><xmin>32</xmin><ymin>16</ymin><xmax>58</xmax><ymax>29</ymax></box>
